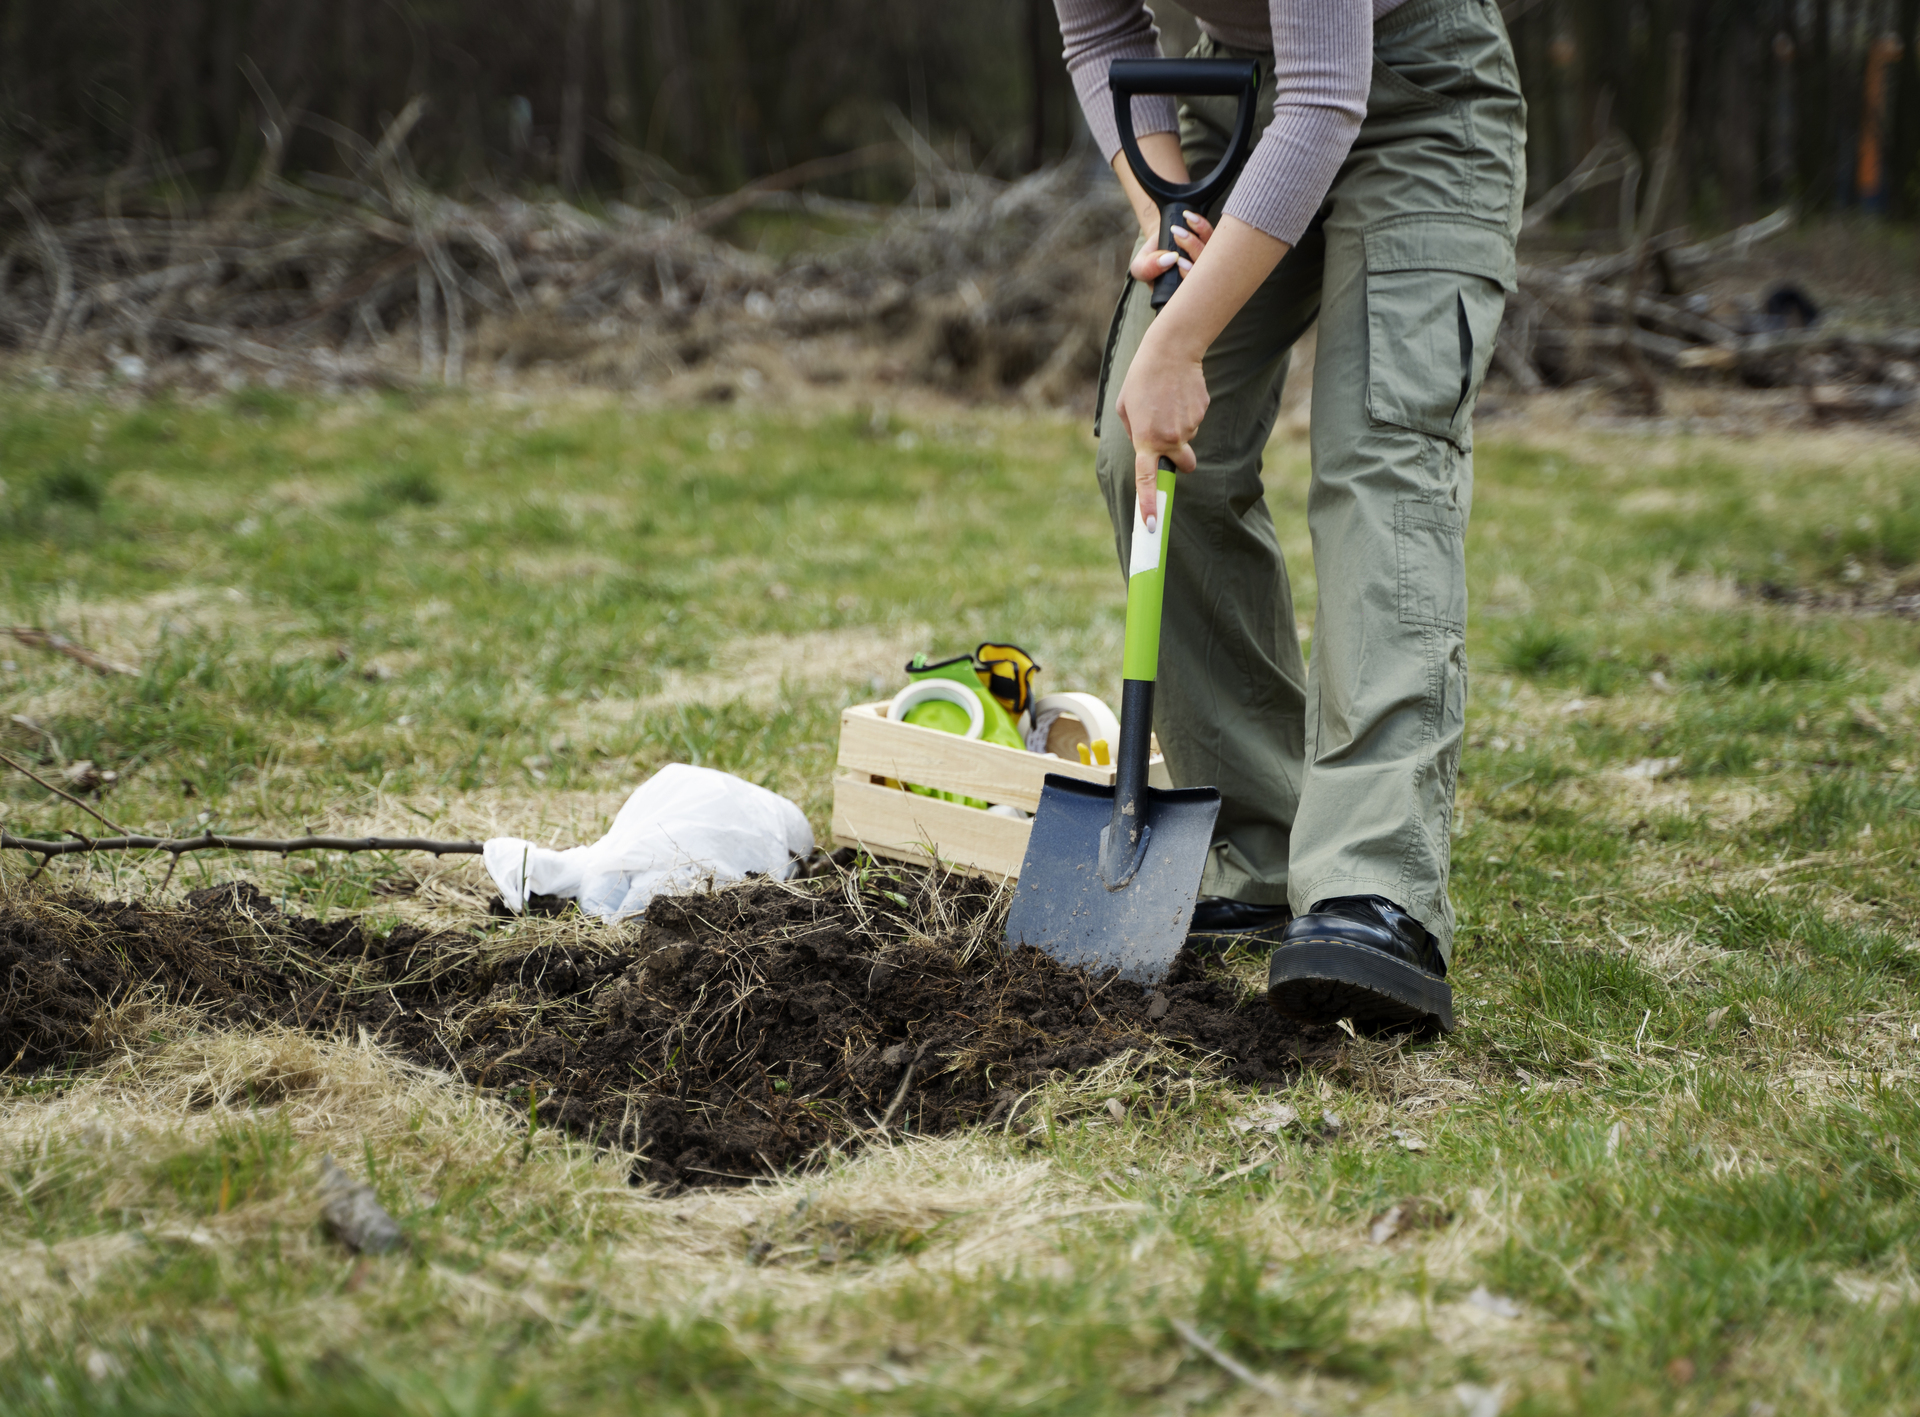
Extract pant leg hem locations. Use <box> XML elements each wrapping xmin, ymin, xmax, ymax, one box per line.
<box><xmin>1198</xmin><ymin>863</ymin><xmax>1291</xmax><ymax>906</ymax></box>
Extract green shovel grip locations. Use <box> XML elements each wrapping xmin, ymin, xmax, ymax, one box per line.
<box><xmin>1121</xmin><ymin>458</ymin><xmax>1178</xmax><ymax>681</ymax></box>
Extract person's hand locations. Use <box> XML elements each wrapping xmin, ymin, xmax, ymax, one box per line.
<box><xmin>1113</xmin><ymin>210</ymin><xmax>1291</xmax><ymax>531</ymax></box>
<box><xmin>1127</xmin><ymin>209</ymin><xmax>1214</xmax><ymax>287</ymax></box>
<box><xmin>1115</xmin><ymin>320</ymin><xmax>1207</xmax><ymax>531</ymax></box>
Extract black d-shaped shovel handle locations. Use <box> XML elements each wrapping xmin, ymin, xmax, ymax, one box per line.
<box><xmin>1109</xmin><ymin>57</ymin><xmax>1262</xmax><ymax>309</ymax></box>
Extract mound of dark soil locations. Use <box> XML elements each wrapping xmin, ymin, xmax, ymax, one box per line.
<box><xmin>0</xmin><ymin>871</ymin><xmax>1338</xmax><ymax>1189</ymax></box>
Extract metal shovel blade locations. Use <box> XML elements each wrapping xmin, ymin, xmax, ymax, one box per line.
<box><xmin>1005</xmin><ymin>773</ymin><xmax>1221</xmax><ymax>984</ymax></box>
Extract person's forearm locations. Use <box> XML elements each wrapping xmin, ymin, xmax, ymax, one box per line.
<box><xmin>1141</xmin><ymin>215</ymin><xmax>1290</xmax><ymax>361</ymax></box>
<box><xmin>1111</xmin><ymin>132</ymin><xmax>1188</xmax><ymax>243</ymax></box>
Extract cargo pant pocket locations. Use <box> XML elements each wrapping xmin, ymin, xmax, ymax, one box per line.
<box><xmin>1364</xmin><ymin>215</ymin><xmax>1514</xmax><ymax>449</ymax></box>
<box><xmin>1396</xmin><ymin>498</ymin><xmax>1466</xmax><ymax>631</ymax></box>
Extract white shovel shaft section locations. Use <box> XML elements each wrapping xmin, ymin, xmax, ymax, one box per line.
<box><xmin>1129</xmin><ymin>489</ymin><xmax>1168</xmax><ymax>578</ymax></box>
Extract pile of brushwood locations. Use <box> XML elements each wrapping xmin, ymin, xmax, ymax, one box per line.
<box><xmin>0</xmin><ymin>869</ymin><xmax>1335</xmax><ymax>1190</ymax></box>
<box><xmin>0</xmin><ymin>103</ymin><xmax>1127</xmax><ymax>403</ymax></box>
<box><xmin>1505</xmin><ymin>125</ymin><xmax>1920</xmax><ymax>417</ymax></box>
<box><xmin>7</xmin><ymin>97</ymin><xmax>1913</xmax><ymax>415</ymax></box>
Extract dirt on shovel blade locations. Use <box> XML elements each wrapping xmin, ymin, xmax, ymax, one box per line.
<box><xmin>0</xmin><ymin>868</ymin><xmax>1339</xmax><ymax>1190</ymax></box>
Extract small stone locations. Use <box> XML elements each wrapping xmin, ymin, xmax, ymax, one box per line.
<box><xmin>1466</xmin><ymin>1285</ymin><xmax>1520</xmax><ymax>1319</ymax></box>
<box><xmin>1230</xmin><ymin>1101</ymin><xmax>1299</xmax><ymax>1136</ymax></box>
<box><xmin>1146</xmin><ymin>992</ymin><xmax>1170</xmax><ymax>1022</ymax></box>
<box><xmin>1454</xmin><ymin>1382</ymin><xmax>1507</xmax><ymax>1417</ymax></box>
<box><xmin>62</xmin><ymin>760</ymin><xmax>103</xmax><ymax>792</ymax></box>
<box><xmin>1621</xmin><ymin>756</ymin><xmax>1683</xmax><ymax>781</ymax></box>
<box><xmin>1370</xmin><ymin>1204</ymin><xmax>1406</xmax><ymax>1245</ymax></box>
<box><xmin>318</xmin><ymin>1155</ymin><xmax>403</xmax><ymax>1254</ymax></box>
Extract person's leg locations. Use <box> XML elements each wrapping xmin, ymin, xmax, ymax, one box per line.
<box><xmin>1271</xmin><ymin>0</ymin><xmax>1525</xmax><ymax>1029</ymax></box>
<box><xmin>1092</xmin><ymin>50</ymin><xmax>1323</xmax><ymax>914</ymax></box>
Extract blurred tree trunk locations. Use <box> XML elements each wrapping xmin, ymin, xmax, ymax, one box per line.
<box><xmin>560</xmin><ymin>0</ymin><xmax>592</xmax><ymax>193</ymax></box>
<box><xmin>645</xmin><ymin>0</ymin><xmax>698</xmax><ymax>171</ymax></box>
<box><xmin>213</xmin><ymin>0</ymin><xmax>246</xmax><ymax>185</ymax></box>
<box><xmin>170</xmin><ymin>0</ymin><xmax>206</xmax><ymax>158</ymax></box>
<box><xmin>1717</xmin><ymin>5</ymin><xmax>1759</xmax><ymax>221</ymax></box>
<box><xmin>603</xmin><ymin>0</ymin><xmax>636</xmax><ymax>156</ymax></box>
<box><xmin>0</xmin><ymin>0</ymin><xmax>1912</xmax><ymax>216</ymax></box>
<box><xmin>1795</xmin><ymin>0</ymin><xmax>1833</xmax><ymax>206</ymax></box>
<box><xmin>1890</xmin><ymin>0</ymin><xmax>1920</xmax><ymax>214</ymax></box>
<box><xmin>338</xmin><ymin>0</ymin><xmax>363</xmax><ymax>152</ymax></box>
<box><xmin>130</xmin><ymin>0</ymin><xmax>158</xmax><ymax>159</ymax></box>
<box><xmin>1027</xmin><ymin>0</ymin><xmax>1048</xmax><ymax>170</ymax></box>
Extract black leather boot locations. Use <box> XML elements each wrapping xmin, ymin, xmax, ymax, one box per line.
<box><xmin>1267</xmin><ymin>896</ymin><xmax>1453</xmax><ymax>1032</ymax></box>
<box><xmin>1185</xmin><ymin>896</ymin><xmax>1293</xmax><ymax>956</ymax></box>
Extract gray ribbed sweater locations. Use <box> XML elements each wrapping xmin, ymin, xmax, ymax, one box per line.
<box><xmin>1055</xmin><ymin>0</ymin><xmax>1405</xmax><ymax>245</ymax></box>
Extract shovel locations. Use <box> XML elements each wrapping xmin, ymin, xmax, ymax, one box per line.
<box><xmin>1005</xmin><ymin>458</ymin><xmax>1221</xmax><ymax>982</ymax></box>
<box><xmin>1003</xmin><ymin>58</ymin><xmax>1260</xmax><ymax>985</ymax></box>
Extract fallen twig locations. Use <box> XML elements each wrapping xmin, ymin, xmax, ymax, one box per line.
<box><xmin>7</xmin><ymin>626</ymin><xmax>136</xmax><ymax>677</ymax></box>
<box><xmin>0</xmin><ymin>830</ymin><xmax>483</xmax><ymax>862</ymax></box>
<box><xmin>0</xmin><ymin>751</ymin><xmax>129</xmax><ymax>835</ymax></box>
<box><xmin>876</xmin><ymin>1060</ymin><xmax>916</xmax><ymax>1131</ymax></box>
<box><xmin>1169</xmin><ymin>1318</ymin><xmax>1317</xmax><ymax>1412</ymax></box>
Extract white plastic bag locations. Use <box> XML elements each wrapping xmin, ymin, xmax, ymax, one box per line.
<box><xmin>483</xmin><ymin>763</ymin><xmax>814</xmax><ymax>920</ymax></box>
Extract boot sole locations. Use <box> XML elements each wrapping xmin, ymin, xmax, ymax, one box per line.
<box><xmin>1267</xmin><ymin>940</ymin><xmax>1455</xmax><ymax>1033</ymax></box>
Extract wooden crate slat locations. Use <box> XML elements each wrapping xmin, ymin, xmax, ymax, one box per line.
<box><xmin>835</xmin><ymin>702</ymin><xmax>1169</xmax><ymax>812</ymax></box>
<box><xmin>830</xmin><ymin>773</ymin><xmax>1030</xmax><ymax>880</ymax></box>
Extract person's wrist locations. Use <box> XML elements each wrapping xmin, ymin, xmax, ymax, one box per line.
<box><xmin>1140</xmin><ymin>312</ymin><xmax>1207</xmax><ymax>367</ymax></box>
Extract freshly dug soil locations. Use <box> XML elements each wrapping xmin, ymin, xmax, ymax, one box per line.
<box><xmin>0</xmin><ymin>870</ymin><xmax>1338</xmax><ymax>1189</ymax></box>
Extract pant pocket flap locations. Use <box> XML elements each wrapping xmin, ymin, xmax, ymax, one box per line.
<box><xmin>1364</xmin><ymin>215</ymin><xmax>1516</xmax><ymax>291</ymax></box>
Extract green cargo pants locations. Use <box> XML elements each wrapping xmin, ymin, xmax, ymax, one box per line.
<box><xmin>1093</xmin><ymin>0</ymin><xmax>1525</xmax><ymax>963</ymax></box>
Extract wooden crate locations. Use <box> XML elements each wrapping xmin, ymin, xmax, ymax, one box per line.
<box><xmin>830</xmin><ymin>701</ymin><xmax>1170</xmax><ymax>879</ymax></box>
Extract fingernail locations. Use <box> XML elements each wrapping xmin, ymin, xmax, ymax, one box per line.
<box><xmin>1170</xmin><ymin>226</ymin><xmax>1190</xmax><ymax>241</ymax></box>
<box><xmin>1156</xmin><ymin>251</ymin><xmax>1178</xmax><ymax>268</ymax></box>
<box><xmin>1144</xmin><ymin>514</ymin><xmax>1159</xmax><ymax>534</ymax></box>
<box><xmin>1177</xmin><ymin>257</ymin><xmax>1192</xmax><ymax>273</ymax></box>
<box><xmin>1184</xmin><ymin>210</ymin><xmax>1202</xmax><ymax>222</ymax></box>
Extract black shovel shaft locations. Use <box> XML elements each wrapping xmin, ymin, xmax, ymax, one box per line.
<box><xmin>1151</xmin><ymin>207</ymin><xmax>1183</xmax><ymax>309</ymax></box>
<box><xmin>1111</xmin><ymin>677</ymin><xmax>1155</xmax><ymax>835</ymax></box>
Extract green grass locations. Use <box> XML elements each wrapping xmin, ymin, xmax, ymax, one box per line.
<box><xmin>4</xmin><ymin>387</ymin><xmax>1920</xmax><ymax>1412</ymax></box>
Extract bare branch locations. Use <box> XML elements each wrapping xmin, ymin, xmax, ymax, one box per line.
<box><xmin>1169</xmin><ymin>1318</ymin><xmax>1321</xmax><ymax>1412</ymax></box>
<box><xmin>1</xmin><ymin>831</ymin><xmax>483</xmax><ymax>862</ymax></box>
<box><xmin>1521</xmin><ymin>133</ymin><xmax>1638</xmax><ymax>235</ymax></box>
<box><xmin>0</xmin><ymin>752</ymin><xmax>130</xmax><ymax>835</ymax></box>
<box><xmin>6</xmin><ymin>626</ymin><xmax>137</xmax><ymax>676</ymax></box>
<box><xmin>7</xmin><ymin>192</ymin><xmax>75</xmax><ymax>358</ymax></box>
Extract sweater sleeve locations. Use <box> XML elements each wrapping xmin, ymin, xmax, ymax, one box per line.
<box><xmin>1221</xmin><ymin>0</ymin><xmax>1372</xmax><ymax>246</ymax></box>
<box><xmin>1053</xmin><ymin>0</ymin><xmax>1178</xmax><ymax>167</ymax></box>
